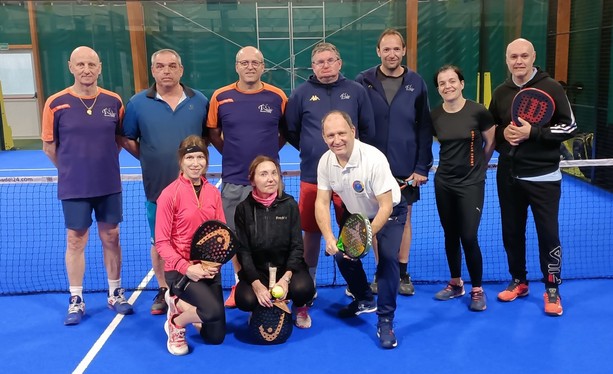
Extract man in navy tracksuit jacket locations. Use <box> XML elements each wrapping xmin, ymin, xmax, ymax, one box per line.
<box><xmin>284</xmin><ymin>42</ymin><xmax>375</xmax><ymax>322</ymax></box>
<box><xmin>355</xmin><ymin>29</ymin><xmax>433</xmax><ymax>298</ymax></box>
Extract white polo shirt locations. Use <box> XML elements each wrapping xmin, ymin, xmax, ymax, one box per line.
<box><xmin>317</xmin><ymin>139</ymin><xmax>401</xmax><ymax>218</ymax></box>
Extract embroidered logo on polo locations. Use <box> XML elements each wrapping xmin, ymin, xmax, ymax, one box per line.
<box><xmin>405</xmin><ymin>84</ymin><xmax>415</xmax><ymax>92</ymax></box>
<box><xmin>309</xmin><ymin>95</ymin><xmax>320</xmax><ymax>101</ymax></box>
<box><xmin>340</xmin><ymin>92</ymin><xmax>351</xmax><ymax>100</ymax></box>
<box><xmin>353</xmin><ymin>180</ymin><xmax>365</xmax><ymax>193</ymax></box>
<box><xmin>102</xmin><ymin>108</ymin><xmax>117</xmax><ymax>118</ymax></box>
<box><xmin>258</xmin><ymin>104</ymin><xmax>273</xmax><ymax>114</ymax></box>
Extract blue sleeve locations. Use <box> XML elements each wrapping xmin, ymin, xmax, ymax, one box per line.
<box><xmin>122</xmin><ymin>99</ymin><xmax>139</xmax><ymax>139</ymax></box>
<box><xmin>356</xmin><ymin>85</ymin><xmax>376</xmax><ymax>145</ymax></box>
<box><xmin>414</xmin><ymin>81</ymin><xmax>434</xmax><ymax>175</ymax></box>
<box><xmin>284</xmin><ymin>91</ymin><xmax>302</xmax><ymax>150</ymax></box>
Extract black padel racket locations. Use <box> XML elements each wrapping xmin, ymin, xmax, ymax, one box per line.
<box><xmin>174</xmin><ymin>220</ymin><xmax>238</xmax><ymax>291</ymax></box>
<box><xmin>509</xmin><ymin>88</ymin><xmax>555</xmax><ymax>156</ymax></box>
<box><xmin>336</xmin><ymin>213</ymin><xmax>373</xmax><ymax>259</ymax></box>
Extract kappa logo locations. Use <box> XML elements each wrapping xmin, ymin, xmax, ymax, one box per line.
<box><xmin>309</xmin><ymin>95</ymin><xmax>320</xmax><ymax>101</ymax></box>
<box><xmin>340</xmin><ymin>92</ymin><xmax>351</xmax><ymax>100</ymax></box>
<box><xmin>258</xmin><ymin>104</ymin><xmax>273</xmax><ymax>114</ymax></box>
<box><xmin>405</xmin><ymin>84</ymin><xmax>415</xmax><ymax>92</ymax></box>
<box><xmin>101</xmin><ymin>108</ymin><xmax>117</xmax><ymax>118</ymax></box>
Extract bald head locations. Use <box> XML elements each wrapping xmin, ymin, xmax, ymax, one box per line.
<box><xmin>236</xmin><ymin>46</ymin><xmax>263</xmax><ymax>62</ymax></box>
<box><xmin>70</xmin><ymin>46</ymin><xmax>100</xmax><ymax>64</ymax></box>
<box><xmin>505</xmin><ymin>38</ymin><xmax>536</xmax><ymax>85</ymax></box>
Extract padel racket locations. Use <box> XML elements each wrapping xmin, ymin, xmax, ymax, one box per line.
<box><xmin>174</xmin><ymin>220</ymin><xmax>238</xmax><ymax>292</ymax></box>
<box><xmin>509</xmin><ymin>88</ymin><xmax>555</xmax><ymax>156</ymax></box>
<box><xmin>336</xmin><ymin>213</ymin><xmax>373</xmax><ymax>259</ymax></box>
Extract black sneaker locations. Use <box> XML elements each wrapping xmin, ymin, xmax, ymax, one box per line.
<box><xmin>337</xmin><ymin>299</ymin><xmax>377</xmax><ymax>318</ymax></box>
<box><xmin>151</xmin><ymin>287</ymin><xmax>168</xmax><ymax>315</ymax></box>
<box><xmin>377</xmin><ymin>317</ymin><xmax>397</xmax><ymax>349</ymax></box>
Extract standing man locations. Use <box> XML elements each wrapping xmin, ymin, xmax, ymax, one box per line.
<box><xmin>207</xmin><ymin>46</ymin><xmax>287</xmax><ymax>309</ymax></box>
<box><xmin>356</xmin><ymin>28</ymin><xmax>433</xmax><ymax>296</ymax></box>
<box><xmin>285</xmin><ymin>42</ymin><xmax>375</xmax><ymax>320</ymax></box>
<box><xmin>316</xmin><ymin>110</ymin><xmax>407</xmax><ymax>349</ymax></box>
<box><xmin>121</xmin><ymin>49</ymin><xmax>209</xmax><ymax>315</ymax></box>
<box><xmin>42</xmin><ymin>46</ymin><xmax>133</xmax><ymax>325</ymax></box>
<box><xmin>489</xmin><ymin>38</ymin><xmax>576</xmax><ymax>316</ymax></box>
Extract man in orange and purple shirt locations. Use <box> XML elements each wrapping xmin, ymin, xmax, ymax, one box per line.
<box><xmin>208</xmin><ymin>46</ymin><xmax>288</xmax><ymax>308</ymax></box>
<box><xmin>42</xmin><ymin>46</ymin><xmax>132</xmax><ymax>326</ymax></box>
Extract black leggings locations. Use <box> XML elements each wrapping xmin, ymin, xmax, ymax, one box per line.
<box><xmin>235</xmin><ymin>265</ymin><xmax>315</xmax><ymax>311</ymax></box>
<box><xmin>434</xmin><ymin>180</ymin><xmax>484</xmax><ymax>287</ymax></box>
<box><xmin>166</xmin><ymin>271</ymin><xmax>226</xmax><ymax>344</ymax></box>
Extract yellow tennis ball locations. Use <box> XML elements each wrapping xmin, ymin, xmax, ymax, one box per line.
<box><xmin>271</xmin><ymin>285</ymin><xmax>284</xmax><ymax>299</ymax></box>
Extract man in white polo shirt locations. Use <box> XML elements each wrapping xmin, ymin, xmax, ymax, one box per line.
<box><xmin>315</xmin><ymin>110</ymin><xmax>407</xmax><ymax>349</ymax></box>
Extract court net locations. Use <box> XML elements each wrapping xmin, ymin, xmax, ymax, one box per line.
<box><xmin>1</xmin><ymin>160</ymin><xmax>612</xmax><ymax>295</ymax></box>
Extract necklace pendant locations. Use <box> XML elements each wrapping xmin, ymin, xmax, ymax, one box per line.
<box><xmin>87</xmin><ymin>109</ymin><xmax>92</xmax><ymax>116</ymax></box>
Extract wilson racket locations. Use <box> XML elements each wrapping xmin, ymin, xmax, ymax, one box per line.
<box><xmin>509</xmin><ymin>87</ymin><xmax>556</xmax><ymax>157</ymax></box>
<box><xmin>174</xmin><ymin>220</ymin><xmax>238</xmax><ymax>292</ymax></box>
<box><xmin>336</xmin><ymin>213</ymin><xmax>373</xmax><ymax>259</ymax></box>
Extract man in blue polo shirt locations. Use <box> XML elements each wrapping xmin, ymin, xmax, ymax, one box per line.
<box><xmin>121</xmin><ymin>49</ymin><xmax>208</xmax><ymax>315</ymax></box>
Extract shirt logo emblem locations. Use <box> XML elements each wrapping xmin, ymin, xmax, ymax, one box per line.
<box><xmin>259</xmin><ymin>104</ymin><xmax>273</xmax><ymax>114</ymax></box>
<box><xmin>340</xmin><ymin>93</ymin><xmax>351</xmax><ymax>100</ymax></box>
<box><xmin>353</xmin><ymin>180</ymin><xmax>364</xmax><ymax>193</ymax></box>
<box><xmin>102</xmin><ymin>108</ymin><xmax>117</xmax><ymax>118</ymax></box>
<box><xmin>405</xmin><ymin>84</ymin><xmax>415</xmax><ymax>92</ymax></box>
<box><xmin>309</xmin><ymin>95</ymin><xmax>320</xmax><ymax>101</ymax></box>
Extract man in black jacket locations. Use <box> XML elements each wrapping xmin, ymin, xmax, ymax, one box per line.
<box><xmin>489</xmin><ymin>38</ymin><xmax>577</xmax><ymax>316</ymax></box>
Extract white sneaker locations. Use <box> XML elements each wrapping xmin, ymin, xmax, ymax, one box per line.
<box><xmin>295</xmin><ymin>306</ymin><xmax>312</xmax><ymax>329</ymax></box>
<box><xmin>164</xmin><ymin>319</ymin><xmax>189</xmax><ymax>355</ymax></box>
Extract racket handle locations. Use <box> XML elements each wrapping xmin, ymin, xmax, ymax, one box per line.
<box><xmin>325</xmin><ymin>237</ymin><xmax>344</xmax><ymax>257</ymax></box>
<box><xmin>268</xmin><ymin>266</ymin><xmax>277</xmax><ymax>290</ymax></box>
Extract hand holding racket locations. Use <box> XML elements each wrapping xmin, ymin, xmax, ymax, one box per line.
<box><xmin>335</xmin><ymin>213</ymin><xmax>373</xmax><ymax>260</ymax></box>
<box><xmin>509</xmin><ymin>87</ymin><xmax>555</xmax><ymax>156</ymax></box>
<box><xmin>173</xmin><ymin>220</ymin><xmax>238</xmax><ymax>293</ymax></box>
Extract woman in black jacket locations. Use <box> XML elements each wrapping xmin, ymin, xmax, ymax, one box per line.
<box><xmin>234</xmin><ymin>155</ymin><xmax>315</xmax><ymax>329</ymax></box>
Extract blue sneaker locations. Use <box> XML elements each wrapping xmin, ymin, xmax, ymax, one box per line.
<box><xmin>64</xmin><ymin>295</ymin><xmax>85</xmax><ymax>326</ymax></box>
<box><xmin>108</xmin><ymin>288</ymin><xmax>134</xmax><ymax>315</ymax></box>
<box><xmin>377</xmin><ymin>317</ymin><xmax>397</xmax><ymax>349</ymax></box>
<box><xmin>338</xmin><ymin>298</ymin><xmax>377</xmax><ymax>318</ymax></box>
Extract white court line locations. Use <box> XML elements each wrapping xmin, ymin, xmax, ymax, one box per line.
<box><xmin>72</xmin><ymin>269</ymin><xmax>156</xmax><ymax>374</ymax></box>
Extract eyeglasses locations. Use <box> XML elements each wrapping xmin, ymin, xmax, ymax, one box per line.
<box><xmin>236</xmin><ymin>60</ymin><xmax>263</xmax><ymax>68</ymax></box>
<box><xmin>312</xmin><ymin>58</ymin><xmax>339</xmax><ymax>68</ymax></box>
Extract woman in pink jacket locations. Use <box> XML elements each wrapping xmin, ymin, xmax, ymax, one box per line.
<box><xmin>155</xmin><ymin>135</ymin><xmax>226</xmax><ymax>356</ymax></box>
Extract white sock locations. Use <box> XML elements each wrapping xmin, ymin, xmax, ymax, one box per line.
<box><xmin>69</xmin><ymin>286</ymin><xmax>83</xmax><ymax>299</ymax></box>
<box><xmin>309</xmin><ymin>267</ymin><xmax>317</xmax><ymax>288</ymax></box>
<box><xmin>108</xmin><ymin>279</ymin><xmax>121</xmax><ymax>297</ymax></box>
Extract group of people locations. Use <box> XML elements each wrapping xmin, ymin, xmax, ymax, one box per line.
<box><xmin>42</xmin><ymin>28</ymin><xmax>576</xmax><ymax>353</ymax></box>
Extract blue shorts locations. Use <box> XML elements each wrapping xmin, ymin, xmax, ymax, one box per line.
<box><xmin>146</xmin><ymin>200</ymin><xmax>157</xmax><ymax>245</ymax></box>
<box><xmin>61</xmin><ymin>192</ymin><xmax>123</xmax><ymax>230</ymax></box>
